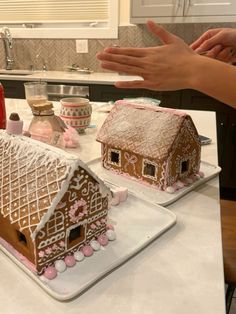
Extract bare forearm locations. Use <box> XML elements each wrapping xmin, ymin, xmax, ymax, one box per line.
<box><xmin>190</xmin><ymin>56</ymin><xmax>236</xmax><ymax>109</ymax></box>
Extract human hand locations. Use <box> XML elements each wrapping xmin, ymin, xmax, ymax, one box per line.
<box><xmin>190</xmin><ymin>28</ymin><xmax>236</xmax><ymax>62</ymax></box>
<box><xmin>96</xmin><ymin>21</ymin><xmax>200</xmax><ymax>91</ymax></box>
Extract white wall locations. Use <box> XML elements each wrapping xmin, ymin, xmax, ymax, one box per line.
<box><xmin>119</xmin><ymin>0</ymin><xmax>131</xmax><ymax>25</ymax></box>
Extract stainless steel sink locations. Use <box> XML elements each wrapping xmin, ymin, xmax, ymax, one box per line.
<box><xmin>0</xmin><ymin>69</ymin><xmax>34</xmax><ymax>76</ymax></box>
<box><xmin>47</xmin><ymin>84</ymin><xmax>89</xmax><ymax>101</ymax></box>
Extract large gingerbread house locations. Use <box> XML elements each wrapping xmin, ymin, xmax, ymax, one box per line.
<box><xmin>96</xmin><ymin>101</ymin><xmax>201</xmax><ymax>192</ymax></box>
<box><xmin>0</xmin><ymin>130</ymin><xmax>112</xmax><ymax>275</ymax></box>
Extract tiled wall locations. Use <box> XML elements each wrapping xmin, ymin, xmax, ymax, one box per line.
<box><xmin>1</xmin><ymin>22</ymin><xmax>236</xmax><ymax>72</ymax></box>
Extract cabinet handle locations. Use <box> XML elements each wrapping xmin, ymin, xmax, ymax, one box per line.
<box><xmin>176</xmin><ymin>0</ymin><xmax>181</xmax><ymax>7</ymax></box>
<box><xmin>183</xmin><ymin>0</ymin><xmax>190</xmax><ymax>15</ymax></box>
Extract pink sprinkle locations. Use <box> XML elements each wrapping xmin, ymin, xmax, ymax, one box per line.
<box><xmin>198</xmin><ymin>171</ymin><xmax>205</xmax><ymax>178</ymax></box>
<box><xmin>44</xmin><ymin>266</ymin><xmax>57</xmax><ymax>280</ymax></box>
<box><xmin>91</xmin><ymin>223</ymin><xmax>97</xmax><ymax>230</ymax></box>
<box><xmin>64</xmin><ymin>255</ymin><xmax>76</xmax><ymax>267</ymax></box>
<box><xmin>96</xmin><ymin>220</ymin><xmax>101</xmax><ymax>226</ymax></box>
<box><xmin>59</xmin><ymin>241</ymin><xmax>65</xmax><ymax>247</ymax></box>
<box><xmin>81</xmin><ymin>245</ymin><xmax>94</xmax><ymax>257</ymax></box>
<box><xmin>38</xmin><ymin>251</ymin><xmax>45</xmax><ymax>258</ymax></box>
<box><xmin>106</xmin><ymin>224</ymin><xmax>114</xmax><ymax>230</ymax></box>
<box><xmin>97</xmin><ymin>234</ymin><xmax>109</xmax><ymax>246</ymax></box>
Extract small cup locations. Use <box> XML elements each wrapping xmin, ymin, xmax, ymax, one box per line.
<box><xmin>24</xmin><ymin>81</ymin><xmax>48</xmax><ymax>108</ymax></box>
<box><xmin>60</xmin><ymin>97</ymin><xmax>92</xmax><ymax>134</ymax></box>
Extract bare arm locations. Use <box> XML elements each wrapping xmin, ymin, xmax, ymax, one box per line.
<box><xmin>96</xmin><ymin>21</ymin><xmax>236</xmax><ymax>109</ymax></box>
<box><xmin>189</xmin><ymin>56</ymin><xmax>236</xmax><ymax>108</ymax></box>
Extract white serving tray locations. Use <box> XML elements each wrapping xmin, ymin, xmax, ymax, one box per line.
<box><xmin>0</xmin><ymin>194</ymin><xmax>176</xmax><ymax>301</ymax></box>
<box><xmin>87</xmin><ymin>159</ymin><xmax>221</xmax><ymax>206</ymax></box>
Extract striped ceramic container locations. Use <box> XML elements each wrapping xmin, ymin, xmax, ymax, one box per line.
<box><xmin>60</xmin><ymin>97</ymin><xmax>92</xmax><ymax>133</ymax></box>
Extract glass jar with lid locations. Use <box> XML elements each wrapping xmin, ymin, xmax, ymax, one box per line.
<box><xmin>28</xmin><ymin>101</ymin><xmax>66</xmax><ymax>148</ymax></box>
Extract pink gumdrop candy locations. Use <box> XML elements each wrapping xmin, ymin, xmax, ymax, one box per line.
<box><xmin>81</xmin><ymin>245</ymin><xmax>94</xmax><ymax>257</ymax></box>
<box><xmin>97</xmin><ymin>234</ymin><xmax>109</xmax><ymax>246</ymax></box>
<box><xmin>44</xmin><ymin>266</ymin><xmax>57</xmax><ymax>280</ymax></box>
<box><xmin>65</xmin><ymin>255</ymin><xmax>76</xmax><ymax>267</ymax></box>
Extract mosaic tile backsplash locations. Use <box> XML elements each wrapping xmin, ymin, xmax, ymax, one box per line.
<box><xmin>1</xmin><ymin>23</ymin><xmax>236</xmax><ymax>72</ymax></box>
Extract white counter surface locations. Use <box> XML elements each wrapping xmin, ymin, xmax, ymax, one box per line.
<box><xmin>0</xmin><ymin>99</ymin><xmax>225</xmax><ymax>314</ymax></box>
<box><xmin>0</xmin><ymin>70</ymin><xmax>142</xmax><ymax>85</ymax></box>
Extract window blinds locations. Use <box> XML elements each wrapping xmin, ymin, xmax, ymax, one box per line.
<box><xmin>0</xmin><ymin>0</ymin><xmax>108</xmax><ymax>22</ymax></box>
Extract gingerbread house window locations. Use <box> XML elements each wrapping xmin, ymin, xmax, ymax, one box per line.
<box><xmin>108</xmin><ymin>148</ymin><xmax>121</xmax><ymax>167</ymax></box>
<box><xmin>68</xmin><ymin>224</ymin><xmax>85</xmax><ymax>248</ymax></box>
<box><xmin>47</xmin><ymin>212</ymin><xmax>64</xmax><ymax>236</ymax></box>
<box><xmin>90</xmin><ymin>192</ymin><xmax>103</xmax><ymax>213</ymax></box>
<box><xmin>16</xmin><ymin>230</ymin><xmax>28</xmax><ymax>247</ymax></box>
<box><xmin>181</xmin><ymin>160</ymin><xmax>189</xmax><ymax>174</ymax></box>
<box><xmin>69</xmin><ymin>226</ymin><xmax>82</xmax><ymax>243</ymax></box>
<box><xmin>142</xmin><ymin>159</ymin><xmax>157</xmax><ymax>180</ymax></box>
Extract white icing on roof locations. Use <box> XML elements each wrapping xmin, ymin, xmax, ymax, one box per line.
<box><xmin>0</xmin><ymin>131</ymin><xmax>110</xmax><ymax>240</ymax></box>
<box><xmin>97</xmin><ymin>102</ymin><xmax>191</xmax><ymax>160</ymax></box>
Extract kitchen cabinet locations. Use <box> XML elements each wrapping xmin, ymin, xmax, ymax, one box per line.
<box><xmin>89</xmin><ymin>84</ymin><xmax>181</xmax><ymax>107</ymax></box>
<box><xmin>131</xmin><ymin>0</ymin><xmax>183</xmax><ymax>18</ymax></box>
<box><xmin>186</xmin><ymin>0</ymin><xmax>236</xmax><ymax>16</ymax></box>
<box><xmin>181</xmin><ymin>89</ymin><xmax>236</xmax><ymax>200</ymax></box>
<box><xmin>130</xmin><ymin>0</ymin><xmax>236</xmax><ymax>23</ymax></box>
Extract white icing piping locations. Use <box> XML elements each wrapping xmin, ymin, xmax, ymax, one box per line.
<box><xmin>0</xmin><ymin>130</ymin><xmax>111</xmax><ymax>240</ymax></box>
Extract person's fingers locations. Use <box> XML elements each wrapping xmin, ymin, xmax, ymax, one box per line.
<box><xmin>194</xmin><ymin>34</ymin><xmax>223</xmax><ymax>54</ymax></box>
<box><xmin>115</xmin><ymin>80</ymin><xmax>156</xmax><ymax>90</ymax></box>
<box><xmin>146</xmin><ymin>20</ymin><xmax>180</xmax><ymax>44</ymax></box>
<box><xmin>200</xmin><ymin>44</ymin><xmax>222</xmax><ymax>57</ymax></box>
<box><xmin>216</xmin><ymin>46</ymin><xmax>235</xmax><ymax>62</ymax></box>
<box><xmin>102</xmin><ymin>47</ymin><xmax>148</xmax><ymax>57</ymax></box>
<box><xmin>190</xmin><ymin>29</ymin><xmax>221</xmax><ymax>51</ymax></box>
<box><xmin>97</xmin><ymin>51</ymin><xmax>145</xmax><ymax>67</ymax></box>
<box><xmin>100</xmin><ymin>61</ymin><xmax>143</xmax><ymax>76</ymax></box>
<box><xmin>190</xmin><ymin>32</ymin><xmax>211</xmax><ymax>50</ymax></box>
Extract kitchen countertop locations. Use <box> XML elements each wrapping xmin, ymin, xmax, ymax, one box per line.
<box><xmin>0</xmin><ymin>70</ymin><xmax>142</xmax><ymax>85</ymax></box>
<box><xmin>0</xmin><ymin>99</ymin><xmax>225</xmax><ymax>314</ymax></box>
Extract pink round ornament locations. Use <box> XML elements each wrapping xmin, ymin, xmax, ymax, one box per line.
<box><xmin>97</xmin><ymin>234</ymin><xmax>109</xmax><ymax>246</ymax></box>
<box><xmin>65</xmin><ymin>255</ymin><xmax>76</xmax><ymax>267</ymax></box>
<box><xmin>81</xmin><ymin>245</ymin><xmax>94</xmax><ymax>257</ymax></box>
<box><xmin>44</xmin><ymin>266</ymin><xmax>57</xmax><ymax>280</ymax></box>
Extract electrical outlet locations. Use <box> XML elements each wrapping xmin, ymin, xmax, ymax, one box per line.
<box><xmin>76</xmin><ymin>40</ymin><xmax>88</xmax><ymax>53</ymax></box>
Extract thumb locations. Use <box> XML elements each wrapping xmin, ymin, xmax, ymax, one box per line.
<box><xmin>146</xmin><ymin>20</ymin><xmax>179</xmax><ymax>44</ymax></box>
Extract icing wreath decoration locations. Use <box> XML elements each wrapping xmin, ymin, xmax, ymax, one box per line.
<box><xmin>69</xmin><ymin>199</ymin><xmax>88</xmax><ymax>223</ymax></box>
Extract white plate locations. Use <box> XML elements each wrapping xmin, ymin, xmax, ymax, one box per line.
<box><xmin>87</xmin><ymin>159</ymin><xmax>221</xmax><ymax>206</ymax></box>
<box><xmin>0</xmin><ymin>194</ymin><xmax>176</xmax><ymax>301</ymax></box>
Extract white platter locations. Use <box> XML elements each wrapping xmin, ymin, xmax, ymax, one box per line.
<box><xmin>0</xmin><ymin>194</ymin><xmax>176</xmax><ymax>301</ymax></box>
<box><xmin>87</xmin><ymin>159</ymin><xmax>221</xmax><ymax>206</ymax></box>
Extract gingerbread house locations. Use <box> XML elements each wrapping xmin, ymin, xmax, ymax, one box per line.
<box><xmin>96</xmin><ymin>101</ymin><xmax>201</xmax><ymax>192</ymax></box>
<box><xmin>0</xmin><ymin>130</ymin><xmax>111</xmax><ymax>275</ymax></box>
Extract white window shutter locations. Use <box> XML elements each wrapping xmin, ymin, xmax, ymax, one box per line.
<box><xmin>0</xmin><ymin>0</ymin><xmax>108</xmax><ymax>22</ymax></box>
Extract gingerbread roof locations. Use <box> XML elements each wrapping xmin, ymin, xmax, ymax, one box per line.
<box><xmin>0</xmin><ymin>131</ymin><xmax>110</xmax><ymax>240</ymax></box>
<box><xmin>96</xmin><ymin>101</ymin><xmax>199</xmax><ymax>160</ymax></box>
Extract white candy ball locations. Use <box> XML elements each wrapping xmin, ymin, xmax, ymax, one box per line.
<box><xmin>176</xmin><ymin>180</ymin><xmax>185</xmax><ymax>189</ymax></box>
<box><xmin>165</xmin><ymin>186</ymin><xmax>176</xmax><ymax>194</ymax></box>
<box><xmin>106</xmin><ymin>229</ymin><xmax>116</xmax><ymax>241</ymax></box>
<box><xmin>74</xmin><ymin>251</ymin><xmax>85</xmax><ymax>262</ymax></box>
<box><xmin>55</xmin><ymin>260</ymin><xmax>67</xmax><ymax>273</ymax></box>
<box><xmin>90</xmin><ymin>240</ymin><xmax>101</xmax><ymax>251</ymax></box>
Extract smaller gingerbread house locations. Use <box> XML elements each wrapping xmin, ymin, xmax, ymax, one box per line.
<box><xmin>96</xmin><ymin>101</ymin><xmax>201</xmax><ymax>191</ymax></box>
<box><xmin>0</xmin><ymin>130</ymin><xmax>112</xmax><ymax>275</ymax></box>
